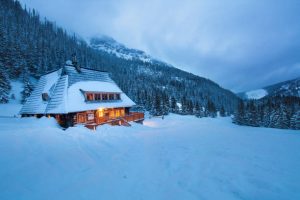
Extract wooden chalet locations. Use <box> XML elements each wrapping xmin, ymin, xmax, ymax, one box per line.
<box><xmin>20</xmin><ymin>60</ymin><xmax>144</xmax><ymax>129</ymax></box>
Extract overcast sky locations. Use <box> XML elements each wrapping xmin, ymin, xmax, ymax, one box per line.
<box><xmin>19</xmin><ymin>0</ymin><xmax>300</xmax><ymax>92</ymax></box>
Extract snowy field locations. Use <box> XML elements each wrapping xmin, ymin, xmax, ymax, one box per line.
<box><xmin>0</xmin><ymin>113</ymin><xmax>300</xmax><ymax>200</ymax></box>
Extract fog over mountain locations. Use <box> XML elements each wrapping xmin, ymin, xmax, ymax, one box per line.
<box><xmin>19</xmin><ymin>0</ymin><xmax>300</xmax><ymax>91</ymax></box>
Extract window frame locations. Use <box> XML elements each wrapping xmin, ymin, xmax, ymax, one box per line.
<box><xmin>84</xmin><ymin>92</ymin><xmax>121</xmax><ymax>102</ymax></box>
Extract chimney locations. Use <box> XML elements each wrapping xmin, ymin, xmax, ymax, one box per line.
<box><xmin>72</xmin><ymin>53</ymin><xmax>81</xmax><ymax>73</ymax></box>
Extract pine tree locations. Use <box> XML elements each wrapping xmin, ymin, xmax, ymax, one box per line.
<box><xmin>262</xmin><ymin>98</ymin><xmax>273</xmax><ymax>127</ymax></box>
<box><xmin>207</xmin><ymin>99</ymin><xmax>217</xmax><ymax>118</ymax></box>
<box><xmin>247</xmin><ymin>100</ymin><xmax>259</xmax><ymax>127</ymax></box>
<box><xmin>161</xmin><ymin>92</ymin><xmax>169</xmax><ymax>115</ymax></box>
<box><xmin>181</xmin><ymin>96</ymin><xmax>188</xmax><ymax>115</ymax></box>
<box><xmin>187</xmin><ymin>100</ymin><xmax>194</xmax><ymax>115</ymax></box>
<box><xmin>234</xmin><ymin>100</ymin><xmax>245</xmax><ymax>125</ymax></box>
<box><xmin>194</xmin><ymin>101</ymin><xmax>201</xmax><ymax>117</ymax></box>
<box><xmin>269</xmin><ymin>109</ymin><xmax>280</xmax><ymax>128</ymax></box>
<box><xmin>152</xmin><ymin>93</ymin><xmax>162</xmax><ymax>116</ymax></box>
<box><xmin>290</xmin><ymin>110</ymin><xmax>300</xmax><ymax>130</ymax></box>
<box><xmin>0</xmin><ymin>17</ymin><xmax>7</xmax><ymax>63</ymax></box>
<box><xmin>21</xmin><ymin>68</ymin><xmax>33</xmax><ymax>103</ymax></box>
<box><xmin>0</xmin><ymin>63</ymin><xmax>11</xmax><ymax>103</ymax></box>
<box><xmin>277</xmin><ymin>105</ymin><xmax>290</xmax><ymax>129</ymax></box>
<box><xmin>170</xmin><ymin>96</ymin><xmax>177</xmax><ymax>113</ymax></box>
<box><xmin>220</xmin><ymin>106</ymin><xmax>226</xmax><ymax>117</ymax></box>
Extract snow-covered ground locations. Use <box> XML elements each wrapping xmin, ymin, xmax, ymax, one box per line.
<box><xmin>0</xmin><ymin>113</ymin><xmax>299</xmax><ymax>200</ymax></box>
<box><xmin>0</xmin><ymin>82</ymin><xmax>299</xmax><ymax>199</ymax></box>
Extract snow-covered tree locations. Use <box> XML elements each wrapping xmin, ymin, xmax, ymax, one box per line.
<box><xmin>0</xmin><ymin>63</ymin><xmax>11</xmax><ymax>103</ymax></box>
<box><xmin>220</xmin><ymin>106</ymin><xmax>226</xmax><ymax>117</ymax></box>
<box><xmin>290</xmin><ymin>111</ymin><xmax>300</xmax><ymax>130</ymax></box>
<box><xmin>277</xmin><ymin>105</ymin><xmax>290</xmax><ymax>129</ymax></box>
<box><xmin>170</xmin><ymin>96</ymin><xmax>178</xmax><ymax>113</ymax></box>
<box><xmin>21</xmin><ymin>67</ymin><xmax>33</xmax><ymax>103</ymax></box>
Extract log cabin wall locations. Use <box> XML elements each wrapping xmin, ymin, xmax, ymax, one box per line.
<box><xmin>54</xmin><ymin>114</ymin><xmax>75</xmax><ymax>128</ymax></box>
<box><xmin>73</xmin><ymin>110</ymin><xmax>96</xmax><ymax>125</ymax></box>
<box><xmin>70</xmin><ymin>107</ymin><xmax>143</xmax><ymax>126</ymax></box>
<box><xmin>73</xmin><ymin>108</ymin><xmax>125</xmax><ymax>125</ymax></box>
<box><xmin>95</xmin><ymin>107</ymin><xmax>125</xmax><ymax>124</ymax></box>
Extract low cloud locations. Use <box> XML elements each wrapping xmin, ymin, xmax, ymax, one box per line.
<box><xmin>20</xmin><ymin>0</ymin><xmax>300</xmax><ymax>91</ymax></box>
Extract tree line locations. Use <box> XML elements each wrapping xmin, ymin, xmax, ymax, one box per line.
<box><xmin>233</xmin><ymin>96</ymin><xmax>300</xmax><ymax>130</ymax></box>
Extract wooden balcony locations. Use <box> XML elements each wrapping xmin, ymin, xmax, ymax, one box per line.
<box><xmin>86</xmin><ymin>112</ymin><xmax>144</xmax><ymax>129</ymax></box>
<box><xmin>123</xmin><ymin>112</ymin><xmax>145</xmax><ymax>122</ymax></box>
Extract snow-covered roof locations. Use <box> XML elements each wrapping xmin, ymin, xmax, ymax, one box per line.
<box><xmin>67</xmin><ymin>81</ymin><xmax>135</xmax><ymax>113</ymax></box>
<box><xmin>20</xmin><ymin>69</ymin><xmax>62</xmax><ymax>114</ymax></box>
<box><xmin>20</xmin><ymin>65</ymin><xmax>135</xmax><ymax>115</ymax></box>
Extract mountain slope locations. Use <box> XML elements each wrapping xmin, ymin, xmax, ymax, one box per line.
<box><xmin>238</xmin><ymin>77</ymin><xmax>300</xmax><ymax>99</ymax></box>
<box><xmin>90</xmin><ymin>36</ymin><xmax>154</xmax><ymax>63</ymax></box>
<box><xmin>0</xmin><ymin>0</ymin><xmax>239</xmax><ymax>116</ymax></box>
<box><xmin>89</xmin><ymin>36</ymin><xmax>239</xmax><ymax>114</ymax></box>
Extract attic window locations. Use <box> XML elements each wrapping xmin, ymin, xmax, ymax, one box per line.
<box><xmin>95</xmin><ymin>93</ymin><xmax>101</xmax><ymax>100</ymax></box>
<box><xmin>86</xmin><ymin>93</ymin><xmax>93</xmax><ymax>101</ymax></box>
<box><xmin>83</xmin><ymin>92</ymin><xmax>121</xmax><ymax>102</ymax></box>
<box><xmin>102</xmin><ymin>93</ymin><xmax>108</xmax><ymax>100</ymax></box>
<box><xmin>109</xmin><ymin>94</ymin><xmax>114</xmax><ymax>100</ymax></box>
<box><xmin>42</xmin><ymin>93</ymin><xmax>49</xmax><ymax>101</ymax></box>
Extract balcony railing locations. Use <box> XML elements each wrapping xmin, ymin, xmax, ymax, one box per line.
<box><xmin>123</xmin><ymin>112</ymin><xmax>144</xmax><ymax>122</ymax></box>
<box><xmin>95</xmin><ymin>112</ymin><xmax>144</xmax><ymax>125</ymax></box>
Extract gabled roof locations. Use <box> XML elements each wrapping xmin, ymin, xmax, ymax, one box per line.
<box><xmin>20</xmin><ymin>65</ymin><xmax>135</xmax><ymax>115</ymax></box>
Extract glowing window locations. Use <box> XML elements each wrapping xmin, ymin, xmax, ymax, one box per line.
<box><xmin>87</xmin><ymin>93</ymin><xmax>93</xmax><ymax>101</ymax></box>
<box><xmin>85</xmin><ymin>92</ymin><xmax>120</xmax><ymax>102</ymax></box>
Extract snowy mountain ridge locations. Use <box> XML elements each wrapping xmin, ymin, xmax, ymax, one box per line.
<box><xmin>245</xmin><ymin>89</ymin><xmax>268</xmax><ymax>99</ymax></box>
<box><xmin>90</xmin><ymin>36</ymin><xmax>155</xmax><ymax>63</ymax></box>
<box><xmin>238</xmin><ymin>77</ymin><xmax>300</xmax><ymax>99</ymax></box>
<box><xmin>87</xmin><ymin>35</ymin><xmax>239</xmax><ymax>114</ymax></box>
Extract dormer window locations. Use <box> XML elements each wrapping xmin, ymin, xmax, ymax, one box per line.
<box><xmin>81</xmin><ymin>90</ymin><xmax>121</xmax><ymax>102</ymax></box>
<box><xmin>42</xmin><ymin>93</ymin><xmax>49</xmax><ymax>101</ymax></box>
<box><xmin>102</xmin><ymin>93</ymin><xmax>108</xmax><ymax>100</ymax></box>
<box><xmin>109</xmin><ymin>94</ymin><xmax>114</xmax><ymax>100</ymax></box>
<box><xmin>86</xmin><ymin>93</ymin><xmax>93</xmax><ymax>101</ymax></box>
<box><xmin>95</xmin><ymin>93</ymin><xmax>101</xmax><ymax>100</ymax></box>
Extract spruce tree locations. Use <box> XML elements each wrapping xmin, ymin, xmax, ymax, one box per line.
<box><xmin>170</xmin><ymin>96</ymin><xmax>177</xmax><ymax>113</ymax></box>
<box><xmin>277</xmin><ymin>105</ymin><xmax>290</xmax><ymax>129</ymax></box>
<box><xmin>0</xmin><ymin>63</ymin><xmax>11</xmax><ymax>103</ymax></box>
<box><xmin>152</xmin><ymin>94</ymin><xmax>162</xmax><ymax>116</ymax></box>
<box><xmin>290</xmin><ymin>111</ymin><xmax>300</xmax><ymax>130</ymax></box>
<box><xmin>234</xmin><ymin>100</ymin><xmax>245</xmax><ymax>125</ymax></box>
<box><xmin>220</xmin><ymin>106</ymin><xmax>226</xmax><ymax>117</ymax></box>
<box><xmin>207</xmin><ymin>100</ymin><xmax>217</xmax><ymax>118</ymax></box>
<box><xmin>247</xmin><ymin>100</ymin><xmax>258</xmax><ymax>127</ymax></box>
<box><xmin>21</xmin><ymin>68</ymin><xmax>33</xmax><ymax>103</ymax></box>
<box><xmin>194</xmin><ymin>101</ymin><xmax>201</xmax><ymax>117</ymax></box>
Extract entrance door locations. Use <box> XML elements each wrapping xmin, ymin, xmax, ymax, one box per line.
<box><xmin>77</xmin><ymin>113</ymin><xmax>86</xmax><ymax>123</ymax></box>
